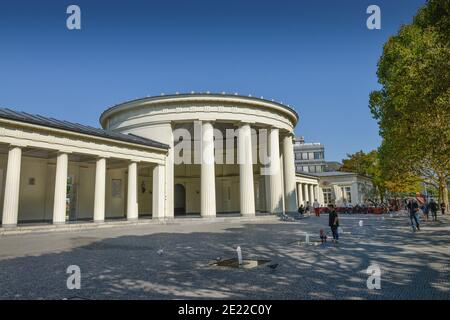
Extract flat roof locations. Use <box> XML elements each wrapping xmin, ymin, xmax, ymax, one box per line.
<box><xmin>0</xmin><ymin>107</ymin><xmax>169</xmax><ymax>150</ymax></box>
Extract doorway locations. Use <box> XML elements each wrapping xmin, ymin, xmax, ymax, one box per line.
<box><xmin>174</xmin><ymin>183</ymin><xmax>186</xmax><ymax>216</ymax></box>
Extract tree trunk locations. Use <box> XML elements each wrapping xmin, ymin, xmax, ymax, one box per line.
<box><xmin>438</xmin><ymin>176</ymin><xmax>449</xmax><ymax>214</ymax></box>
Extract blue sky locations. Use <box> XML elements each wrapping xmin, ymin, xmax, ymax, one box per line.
<box><xmin>0</xmin><ymin>0</ymin><xmax>425</xmax><ymax>161</ymax></box>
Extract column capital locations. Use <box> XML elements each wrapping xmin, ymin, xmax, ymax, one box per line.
<box><xmin>7</xmin><ymin>143</ymin><xmax>26</xmax><ymax>149</ymax></box>
<box><xmin>279</xmin><ymin>130</ymin><xmax>295</xmax><ymax>139</ymax></box>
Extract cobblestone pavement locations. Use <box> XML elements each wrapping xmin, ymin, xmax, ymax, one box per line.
<box><xmin>0</xmin><ymin>213</ymin><xmax>449</xmax><ymax>299</ymax></box>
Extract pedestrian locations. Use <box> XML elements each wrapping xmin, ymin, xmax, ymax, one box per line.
<box><xmin>305</xmin><ymin>201</ymin><xmax>311</xmax><ymax>215</ymax></box>
<box><xmin>421</xmin><ymin>202</ymin><xmax>429</xmax><ymax>221</ymax></box>
<box><xmin>298</xmin><ymin>204</ymin><xmax>305</xmax><ymax>217</ymax></box>
<box><xmin>406</xmin><ymin>198</ymin><xmax>420</xmax><ymax>232</ymax></box>
<box><xmin>440</xmin><ymin>202</ymin><xmax>446</xmax><ymax>215</ymax></box>
<box><xmin>328</xmin><ymin>204</ymin><xmax>339</xmax><ymax>243</ymax></box>
<box><xmin>313</xmin><ymin>199</ymin><xmax>320</xmax><ymax>217</ymax></box>
<box><xmin>429</xmin><ymin>199</ymin><xmax>438</xmax><ymax>221</ymax></box>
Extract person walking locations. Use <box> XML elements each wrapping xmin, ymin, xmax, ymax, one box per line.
<box><xmin>313</xmin><ymin>199</ymin><xmax>320</xmax><ymax>217</ymax></box>
<box><xmin>440</xmin><ymin>202</ymin><xmax>446</xmax><ymax>215</ymax></box>
<box><xmin>298</xmin><ymin>204</ymin><xmax>305</xmax><ymax>217</ymax></box>
<box><xmin>305</xmin><ymin>201</ymin><xmax>311</xmax><ymax>215</ymax></box>
<box><xmin>328</xmin><ymin>204</ymin><xmax>339</xmax><ymax>243</ymax></box>
<box><xmin>429</xmin><ymin>199</ymin><xmax>438</xmax><ymax>221</ymax></box>
<box><xmin>421</xmin><ymin>202</ymin><xmax>429</xmax><ymax>221</ymax></box>
<box><xmin>406</xmin><ymin>198</ymin><xmax>420</xmax><ymax>232</ymax></box>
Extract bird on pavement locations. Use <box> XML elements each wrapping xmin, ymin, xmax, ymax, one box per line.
<box><xmin>267</xmin><ymin>263</ymin><xmax>279</xmax><ymax>271</ymax></box>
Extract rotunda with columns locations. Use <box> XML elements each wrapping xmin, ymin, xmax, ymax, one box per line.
<box><xmin>100</xmin><ymin>93</ymin><xmax>299</xmax><ymax>218</ymax></box>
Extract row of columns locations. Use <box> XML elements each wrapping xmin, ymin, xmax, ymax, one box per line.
<box><xmin>1</xmin><ymin>145</ymin><xmax>165</xmax><ymax>227</ymax></box>
<box><xmin>199</xmin><ymin>121</ymin><xmax>297</xmax><ymax>218</ymax></box>
<box><xmin>297</xmin><ymin>183</ymin><xmax>319</xmax><ymax>205</ymax></box>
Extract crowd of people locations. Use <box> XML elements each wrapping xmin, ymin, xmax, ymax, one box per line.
<box><xmin>404</xmin><ymin>197</ymin><xmax>446</xmax><ymax>232</ymax></box>
<box><xmin>297</xmin><ymin>196</ymin><xmax>447</xmax><ymax>242</ymax></box>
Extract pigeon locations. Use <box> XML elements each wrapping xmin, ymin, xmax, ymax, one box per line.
<box><xmin>216</xmin><ymin>257</ymin><xmax>221</xmax><ymax>261</ymax></box>
<box><xmin>267</xmin><ymin>263</ymin><xmax>279</xmax><ymax>271</ymax></box>
<box><xmin>157</xmin><ymin>249</ymin><xmax>164</xmax><ymax>255</ymax></box>
<box><xmin>359</xmin><ymin>220</ymin><xmax>364</xmax><ymax>227</ymax></box>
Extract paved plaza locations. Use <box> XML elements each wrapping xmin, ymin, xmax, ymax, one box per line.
<box><xmin>0</xmin><ymin>213</ymin><xmax>449</xmax><ymax>300</ymax></box>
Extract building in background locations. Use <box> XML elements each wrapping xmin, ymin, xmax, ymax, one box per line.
<box><xmin>293</xmin><ymin>136</ymin><xmax>326</xmax><ymax>173</ymax></box>
<box><xmin>296</xmin><ymin>171</ymin><xmax>374</xmax><ymax>207</ymax></box>
<box><xmin>293</xmin><ymin>137</ymin><xmax>373</xmax><ymax>206</ymax></box>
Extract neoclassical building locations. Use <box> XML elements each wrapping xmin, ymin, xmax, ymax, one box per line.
<box><xmin>0</xmin><ymin>93</ymin><xmax>309</xmax><ymax>228</ymax></box>
<box><xmin>0</xmin><ymin>93</ymin><xmax>376</xmax><ymax>229</ymax></box>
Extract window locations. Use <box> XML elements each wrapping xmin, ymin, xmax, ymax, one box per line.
<box><xmin>341</xmin><ymin>186</ymin><xmax>352</xmax><ymax>203</ymax></box>
<box><xmin>295</xmin><ymin>153</ymin><xmax>302</xmax><ymax>160</ymax></box>
<box><xmin>308</xmin><ymin>152</ymin><xmax>314</xmax><ymax>160</ymax></box>
<box><xmin>314</xmin><ymin>152</ymin><xmax>323</xmax><ymax>159</ymax></box>
<box><xmin>315</xmin><ymin>165</ymin><xmax>322</xmax><ymax>172</ymax></box>
<box><xmin>303</xmin><ymin>166</ymin><xmax>309</xmax><ymax>172</ymax></box>
<box><xmin>323</xmin><ymin>188</ymin><xmax>332</xmax><ymax>205</ymax></box>
<box><xmin>309</xmin><ymin>165</ymin><xmax>316</xmax><ymax>173</ymax></box>
<box><xmin>302</xmin><ymin>152</ymin><xmax>308</xmax><ymax>160</ymax></box>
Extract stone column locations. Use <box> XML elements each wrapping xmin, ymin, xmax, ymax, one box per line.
<box><xmin>303</xmin><ymin>183</ymin><xmax>309</xmax><ymax>204</ymax></box>
<box><xmin>127</xmin><ymin>161</ymin><xmax>138</xmax><ymax>220</ymax></box>
<box><xmin>93</xmin><ymin>157</ymin><xmax>106</xmax><ymax>222</ymax></box>
<box><xmin>201</xmin><ymin>121</ymin><xmax>216</xmax><ymax>217</ymax></box>
<box><xmin>53</xmin><ymin>152</ymin><xmax>68</xmax><ymax>224</ymax></box>
<box><xmin>351</xmin><ymin>182</ymin><xmax>359</xmax><ymax>205</ymax></box>
<box><xmin>282</xmin><ymin>134</ymin><xmax>297</xmax><ymax>213</ymax></box>
<box><xmin>309</xmin><ymin>184</ymin><xmax>315</xmax><ymax>202</ymax></box>
<box><xmin>152</xmin><ymin>164</ymin><xmax>165</xmax><ymax>219</ymax></box>
<box><xmin>297</xmin><ymin>183</ymin><xmax>303</xmax><ymax>206</ymax></box>
<box><xmin>314</xmin><ymin>185</ymin><xmax>319</xmax><ymax>205</ymax></box>
<box><xmin>2</xmin><ymin>146</ymin><xmax>22</xmax><ymax>227</ymax></box>
<box><xmin>267</xmin><ymin>128</ymin><xmax>283</xmax><ymax>214</ymax></box>
<box><xmin>238</xmin><ymin>123</ymin><xmax>255</xmax><ymax>216</ymax></box>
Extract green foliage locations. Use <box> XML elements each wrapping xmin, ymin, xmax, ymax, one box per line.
<box><xmin>369</xmin><ymin>0</ymin><xmax>450</xmax><ymax>207</ymax></box>
<box><xmin>340</xmin><ymin>150</ymin><xmax>387</xmax><ymax>201</ymax></box>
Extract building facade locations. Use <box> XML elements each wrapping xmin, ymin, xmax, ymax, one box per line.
<box><xmin>0</xmin><ymin>93</ymin><xmax>301</xmax><ymax>228</ymax></box>
<box><xmin>0</xmin><ymin>93</ymin><xmax>373</xmax><ymax>230</ymax></box>
<box><xmin>295</xmin><ymin>171</ymin><xmax>374</xmax><ymax>207</ymax></box>
<box><xmin>293</xmin><ymin>136</ymin><xmax>326</xmax><ymax>174</ymax></box>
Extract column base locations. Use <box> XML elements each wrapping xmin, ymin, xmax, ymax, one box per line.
<box><xmin>1</xmin><ymin>223</ymin><xmax>17</xmax><ymax>228</ymax></box>
<box><xmin>127</xmin><ymin>217</ymin><xmax>138</xmax><ymax>222</ymax></box>
<box><xmin>53</xmin><ymin>221</ymin><xmax>67</xmax><ymax>226</ymax></box>
<box><xmin>94</xmin><ymin>219</ymin><xmax>105</xmax><ymax>224</ymax></box>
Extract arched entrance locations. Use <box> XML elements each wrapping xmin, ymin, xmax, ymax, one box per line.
<box><xmin>174</xmin><ymin>183</ymin><xmax>186</xmax><ymax>216</ymax></box>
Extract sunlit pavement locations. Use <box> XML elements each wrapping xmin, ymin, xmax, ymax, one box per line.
<box><xmin>0</xmin><ymin>213</ymin><xmax>449</xmax><ymax>299</ymax></box>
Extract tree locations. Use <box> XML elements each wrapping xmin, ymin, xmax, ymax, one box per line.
<box><xmin>340</xmin><ymin>150</ymin><xmax>387</xmax><ymax>201</ymax></box>
<box><xmin>369</xmin><ymin>0</ymin><xmax>450</xmax><ymax>210</ymax></box>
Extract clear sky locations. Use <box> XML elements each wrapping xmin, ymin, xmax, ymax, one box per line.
<box><xmin>0</xmin><ymin>0</ymin><xmax>425</xmax><ymax>161</ymax></box>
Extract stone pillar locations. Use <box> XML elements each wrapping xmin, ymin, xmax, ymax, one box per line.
<box><xmin>297</xmin><ymin>183</ymin><xmax>303</xmax><ymax>206</ymax></box>
<box><xmin>314</xmin><ymin>185</ymin><xmax>319</xmax><ymax>205</ymax></box>
<box><xmin>152</xmin><ymin>164</ymin><xmax>165</xmax><ymax>219</ymax></box>
<box><xmin>238</xmin><ymin>123</ymin><xmax>255</xmax><ymax>216</ymax></box>
<box><xmin>127</xmin><ymin>161</ymin><xmax>138</xmax><ymax>220</ymax></box>
<box><xmin>351</xmin><ymin>182</ymin><xmax>359</xmax><ymax>205</ymax></box>
<box><xmin>93</xmin><ymin>157</ymin><xmax>106</xmax><ymax>222</ymax></box>
<box><xmin>53</xmin><ymin>152</ymin><xmax>68</xmax><ymax>224</ymax></box>
<box><xmin>165</xmin><ymin>126</ymin><xmax>174</xmax><ymax>219</ymax></box>
<box><xmin>303</xmin><ymin>183</ymin><xmax>309</xmax><ymax>204</ymax></box>
<box><xmin>201</xmin><ymin>121</ymin><xmax>216</xmax><ymax>217</ymax></box>
<box><xmin>282</xmin><ymin>134</ymin><xmax>297</xmax><ymax>213</ymax></box>
<box><xmin>309</xmin><ymin>184</ymin><xmax>315</xmax><ymax>202</ymax></box>
<box><xmin>267</xmin><ymin>128</ymin><xmax>283</xmax><ymax>214</ymax></box>
<box><xmin>2</xmin><ymin>146</ymin><xmax>22</xmax><ymax>227</ymax></box>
